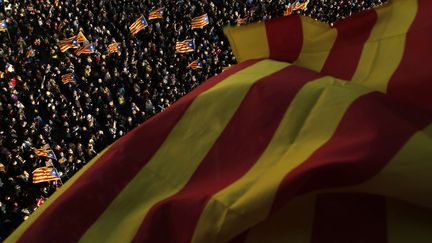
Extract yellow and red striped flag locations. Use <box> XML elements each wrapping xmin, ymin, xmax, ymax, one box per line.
<box><xmin>7</xmin><ymin>0</ymin><xmax>432</xmax><ymax>242</ymax></box>
<box><xmin>129</xmin><ymin>16</ymin><xmax>148</xmax><ymax>35</ymax></box>
<box><xmin>76</xmin><ymin>31</ymin><xmax>88</xmax><ymax>44</ymax></box>
<box><xmin>191</xmin><ymin>13</ymin><xmax>209</xmax><ymax>29</ymax></box>
<box><xmin>57</xmin><ymin>36</ymin><xmax>79</xmax><ymax>52</ymax></box>
<box><xmin>61</xmin><ymin>73</ymin><xmax>75</xmax><ymax>84</ymax></box>
<box><xmin>293</xmin><ymin>0</ymin><xmax>310</xmax><ymax>11</ymax></box>
<box><xmin>175</xmin><ymin>39</ymin><xmax>195</xmax><ymax>53</ymax></box>
<box><xmin>33</xmin><ymin>144</ymin><xmax>57</xmax><ymax>159</ymax></box>
<box><xmin>107</xmin><ymin>42</ymin><xmax>120</xmax><ymax>55</ymax></box>
<box><xmin>75</xmin><ymin>43</ymin><xmax>95</xmax><ymax>56</ymax></box>
<box><xmin>283</xmin><ymin>3</ymin><xmax>294</xmax><ymax>16</ymax></box>
<box><xmin>148</xmin><ymin>8</ymin><xmax>164</xmax><ymax>20</ymax></box>
<box><xmin>32</xmin><ymin>167</ymin><xmax>60</xmax><ymax>184</ymax></box>
<box><xmin>187</xmin><ymin>59</ymin><xmax>203</xmax><ymax>69</ymax></box>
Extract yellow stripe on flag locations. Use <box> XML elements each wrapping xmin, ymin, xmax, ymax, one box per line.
<box><xmin>192</xmin><ymin>78</ymin><xmax>370</xmax><ymax>243</ymax></box>
<box><xmin>294</xmin><ymin>16</ymin><xmax>337</xmax><ymax>72</ymax></box>
<box><xmin>351</xmin><ymin>0</ymin><xmax>418</xmax><ymax>92</ymax></box>
<box><xmin>80</xmin><ymin>60</ymin><xmax>289</xmax><ymax>243</ymax></box>
<box><xmin>224</xmin><ymin>22</ymin><xmax>269</xmax><ymax>63</ymax></box>
<box><xmin>5</xmin><ymin>146</ymin><xmax>112</xmax><ymax>243</ymax></box>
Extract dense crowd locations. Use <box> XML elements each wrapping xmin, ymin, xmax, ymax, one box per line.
<box><xmin>0</xmin><ymin>0</ymin><xmax>387</xmax><ymax>240</ymax></box>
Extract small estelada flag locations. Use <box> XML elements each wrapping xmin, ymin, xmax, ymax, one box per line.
<box><xmin>108</xmin><ymin>42</ymin><xmax>121</xmax><ymax>55</ymax></box>
<box><xmin>32</xmin><ymin>167</ymin><xmax>60</xmax><ymax>184</ymax></box>
<box><xmin>149</xmin><ymin>8</ymin><xmax>164</xmax><ymax>20</ymax></box>
<box><xmin>191</xmin><ymin>14</ymin><xmax>209</xmax><ymax>29</ymax></box>
<box><xmin>187</xmin><ymin>59</ymin><xmax>203</xmax><ymax>69</ymax></box>
<box><xmin>129</xmin><ymin>16</ymin><xmax>148</xmax><ymax>35</ymax></box>
<box><xmin>61</xmin><ymin>73</ymin><xmax>76</xmax><ymax>84</ymax></box>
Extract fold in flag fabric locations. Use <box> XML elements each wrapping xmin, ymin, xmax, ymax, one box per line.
<box><xmin>191</xmin><ymin>14</ymin><xmax>209</xmax><ymax>29</ymax></box>
<box><xmin>108</xmin><ymin>42</ymin><xmax>121</xmax><ymax>55</ymax></box>
<box><xmin>61</xmin><ymin>73</ymin><xmax>76</xmax><ymax>84</ymax></box>
<box><xmin>0</xmin><ymin>20</ymin><xmax>7</xmax><ymax>32</ymax></box>
<box><xmin>75</xmin><ymin>43</ymin><xmax>95</xmax><ymax>56</ymax></box>
<box><xmin>129</xmin><ymin>16</ymin><xmax>148</xmax><ymax>35</ymax></box>
<box><xmin>58</xmin><ymin>37</ymin><xmax>79</xmax><ymax>52</ymax></box>
<box><xmin>149</xmin><ymin>8</ymin><xmax>164</xmax><ymax>20</ymax></box>
<box><xmin>175</xmin><ymin>39</ymin><xmax>195</xmax><ymax>53</ymax></box>
<box><xmin>187</xmin><ymin>59</ymin><xmax>203</xmax><ymax>69</ymax></box>
<box><xmin>32</xmin><ymin>167</ymin><xmax>60</xmax><ymax>184</ymax></box>
<box><xmin>7</xmin><ymin>0</ymin><xmax>432</xmax><ymax>242</ymax></box>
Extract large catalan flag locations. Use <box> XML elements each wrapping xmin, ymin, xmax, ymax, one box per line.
<box><xmin>58</xmin><ymin>37</ymin><xmax>79</xmax><ymax>52</ymax></box>
<box><xmin>129</xmin><ymin>16</ymin><xmax>148</xmax><ymax>35</ymax></box>
<box><xmin>32</xmin><ymin>167</ymin><xmax>60</xmax><ymax>184</ymax></box>
<box><xmin>148</xmin><ymin>8</ymin><xmax>164</xmax><ymax>20</ymax></box>
<box><xmin>7</xmin><ymin>0</ymin><xmax>432</xmax><ymax>242</ymax></box>
<box><xmin>75</xmin><ymin>43</ymin><xmax>95</xmax><ymax>56</ymax></box>
<box><xmin>175</xmin><ymin>39</ymin><xmax>195</xmax><ymax>53</ymax></box>
<box><xmin>191</xmin><ymin>13</ymin><xmax>209</xmax><ymax>29</ymax></box>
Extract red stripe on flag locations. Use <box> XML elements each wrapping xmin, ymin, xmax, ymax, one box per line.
<box><xmin>321</xmin><ymin>10</ymin><xmax>377</xmax><ymax>80</ymax></box>
<box><xmin>271</xmin><ymin>92</ymin><xmax>432</xmax><ymax>214</ymax></box>
<box><xmin>311</xmin><ymin>194</ymin><xmax>387</xmax><ymax>243</ymax></box>
<box><xmin>265</xmin><ymin>15</ymin><xmax>303</xmax><ymax>63</ymax></box>
<box><xmin>16</xmin><ymin>60</ymin><xmax>261</xmax><ymax>242</ymax></box>
<box><xmin>132</xmin><ymin>65</ymin><xmax>324</xmax><ymax>243</ymax></box>
<box><xmin>387</xmin><ymin>0</ymin><xmax>432</xmax><ymax>113</ymax></box>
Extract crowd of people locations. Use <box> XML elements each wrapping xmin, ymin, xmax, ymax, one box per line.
<box><xmin>0</xmin><ymin>0</ymin><xmax>387</xmax><ymax>240</ymax></box>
